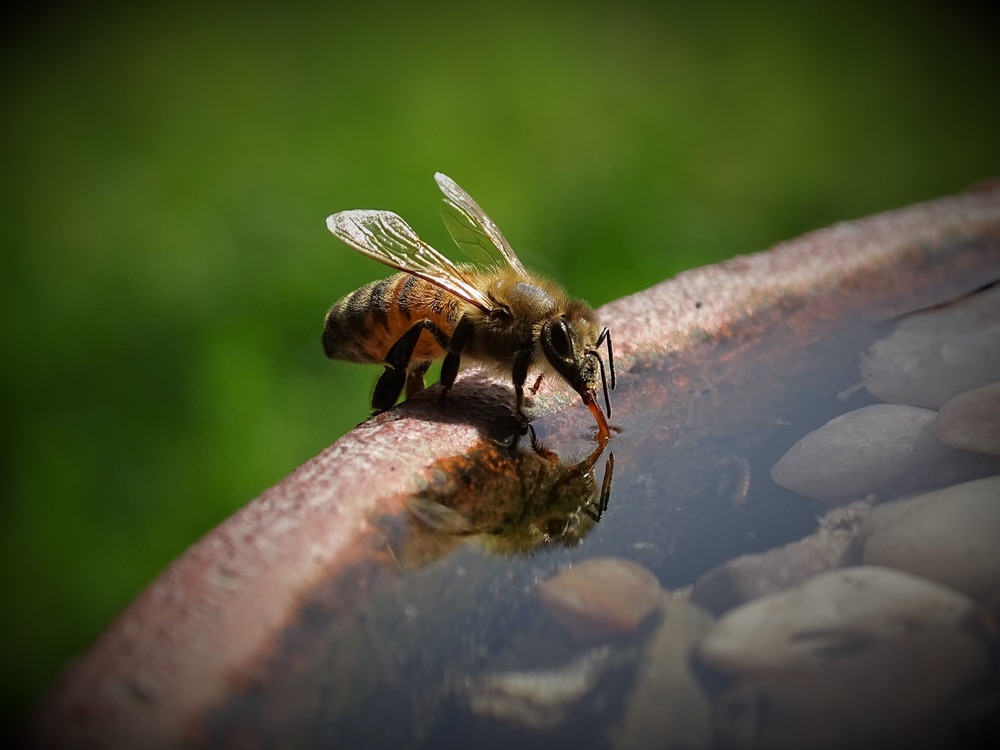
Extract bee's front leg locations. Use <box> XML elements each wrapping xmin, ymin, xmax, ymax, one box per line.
<box><xmin>511</xmin><ymin>353</ymin><xmax>532</xmax><ymax>423</ymax></box>
<box><xmin>503</xmin><ymin>357</ymin><xmax>534</xmax><ymax>450</ymax></box>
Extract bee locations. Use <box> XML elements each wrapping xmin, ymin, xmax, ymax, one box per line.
<box><xmin>322</xmin><ymin>173</ymin><xmax>616</xmax><ymax>442</ymax></box>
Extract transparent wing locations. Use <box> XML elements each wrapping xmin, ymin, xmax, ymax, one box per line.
<box><xmin>435</xmin><ymin>172</ymin><xmax>529</xmax><ymax>277</ymax></box>
<box><xmin>326</xmin><ymin>209</ymin><xmax>493</xmax><ymax>312</ymax></box>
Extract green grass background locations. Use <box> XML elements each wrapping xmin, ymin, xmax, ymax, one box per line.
<box><xmin>2</xmin><ymin>0</ymin><xmax>998</xmax><ymax>724</ymax></box>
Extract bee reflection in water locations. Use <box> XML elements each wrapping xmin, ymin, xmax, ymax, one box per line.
<box><xmin>397</xmin><ymin>434</ymin><xmax>614</xmax><ymax>567</ymax></box>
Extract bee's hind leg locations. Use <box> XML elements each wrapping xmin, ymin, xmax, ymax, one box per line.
<box><xmin>372</xmin><ymin>366</ymin><xmax>407</xmax><ymax>412</ymax></box>
<box><xmin>373</xmin><ymin>320</ymin><xmax>450</xmax><ymax>412</ymax></box>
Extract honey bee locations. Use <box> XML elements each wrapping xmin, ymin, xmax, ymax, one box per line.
<box><xmin>322</xmin><ymin>173</ymin><xmax>616</xmax><ymax>442</ymax></box>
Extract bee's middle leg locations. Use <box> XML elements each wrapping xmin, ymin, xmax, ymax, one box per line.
<box><xmin>438</xmin><ymin>316</ymin><xmax>473</xmax><ymax>403</ymax></box>
<box><xmin>373</xmin><ymin>320</ymin><xmax>451</xmax><ymax>412</ymax></box>
<box><xmin>405</xmin><ymin>361</ymin><xmax>431</xmax><ymax>399</ymax></box>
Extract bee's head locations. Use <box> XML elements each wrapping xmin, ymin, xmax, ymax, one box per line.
<box><xmin>540</xmin><ymin>302</ymin><xmax>616</xmax><ymax>439</ymax></box>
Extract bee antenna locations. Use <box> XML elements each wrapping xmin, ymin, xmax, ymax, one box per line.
<box><xmin>588</xmin><ymin>327</ymin><xmax>616</xmax><ymax>419</ymax></box>
<box><xmin>597</xmin><ymin>355</ymin><xmax>612</xmax><ymax>418</ymax></box>
<box><xmin>596</xmin><ymin>327</ymin><xmax>616</xmax><ymax>390</ymax></box>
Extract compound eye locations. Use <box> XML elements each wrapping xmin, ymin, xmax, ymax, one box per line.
<box><xmin>549</xmin><ymin>318</ymin><xmax>572</xmax><ymax>358</ymax></box>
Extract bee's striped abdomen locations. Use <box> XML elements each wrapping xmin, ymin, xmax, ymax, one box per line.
<box><xmin>322</xmin><ymin>273</ymin><xmax>461</xmax><ymax>365</ymax></box>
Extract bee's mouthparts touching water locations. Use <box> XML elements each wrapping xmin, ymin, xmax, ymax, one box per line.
<box><xmin>322</xmin><ymin>172</ymin><xmax>616</xmax><ymax>443</ymax></box>
<box><xmin>582</xmin><ymin>393</ymin><xmax>612</xmax><ymax>444</ymax></box>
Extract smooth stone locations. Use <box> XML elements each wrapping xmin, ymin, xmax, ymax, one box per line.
<box><xmin>934</xmin><ymin>382</ymin><xmax>1000</xmax><ymax>456</ymax></box>
<box><xmin>466</xmin><ymin>645</ymin><xmax>613</xmax><ymax>729</ymax></box>
<box><xmin>696</xmin><ymin>566</ymin><xmax>984</xmax><ymax>676</ymax></box>
<box><xmin>770</xmin><ymin>404</ymin><xmax>952</xmax><ymax>504</ymax></box>
<box><xmin>713</xmin><ymin>640</ymin><xmax>987</xmax><ymax>750</ymax></box>
<box><xmin>691</xmin><ymin>501</ymin><xmax>870</xmax><ymax>614</ymax></box>
<box><xmin>861</xmin><ymin>284</ymin><xmax>1000</xmax><ymax>409</ymax></box>
<box><xmin>861</xmin><ymin>476</ymin><xmax>1000</xmax><ymax>601</ymax></box>
<box><xmin>698</xmin><ymin>567</ymin><xmax>991</xmax><ymax>749</ymax></box>
<box><xmin>611</xmin><ymin>593</ymin><xmax>715</xmax><ymax>750</ymax></box>
<box><xmin>537</xmin><ymin>557</ymin><xmax>662</xmax><ymax>643</ymax></box>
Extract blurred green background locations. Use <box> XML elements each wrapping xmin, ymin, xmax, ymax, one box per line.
<box><xmin>2</xmin><ymin>0</ymin><xmax>998</xmax><ymax>725</ymax></box>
